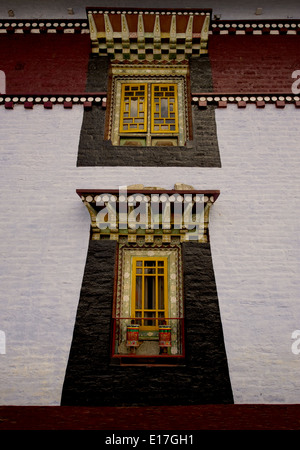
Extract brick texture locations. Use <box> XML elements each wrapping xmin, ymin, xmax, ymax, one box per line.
<box><xmin>0</xmin><ymin>34</ymin><xmax>90</xmax><ymax>94</ymax></box>
<box><xmin>0</xmin><ymin>104</ymin><xmax>299</xmax><ymax>405</ymax></box>
<box><xmin>209</xmin><ymin>35</ymin><xmax>300</xmax><ymax>93</ymax></box>
<box><xmin>77</xmin><ymin>56</ymin><xmax>221</xmax><ymax>167</ymax></box>
<box><xmin>1</xmin><ymin>404</ymin><xmax>300</xmax><ymax>430</ymax></box>
<box><xmin>77</xmin><ymin>104</ymin><xmax>221</xmax><ymax>167</ymax></box>
<box><xmin>1</xmin><ymin>34</ymin><xmax>299</xmax><ymax>94</ymax></box>
<box><xmin>61</xmin><ymin>241</ymin><xmax>233</xmax><ymax>407</ymax></box>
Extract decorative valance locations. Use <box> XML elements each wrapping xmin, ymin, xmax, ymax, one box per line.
<box><xmin>87</xmin><ymin>7</ymin><xmax>211</xmax><ymax>60</ymax></box>
<box><xmin>77</xmin><ymin>184</ymin><xmax>219</xmax><ymax>243</ymax></box>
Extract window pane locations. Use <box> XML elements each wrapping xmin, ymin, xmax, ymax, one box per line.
<box><xmin>132</xmin><ymin>257</ymin><xmax>168</xmax><ymax>331</ymax></box>
<box><xmin>120</xmin><ymin>84</ymin><xmax>147</xmax><ymax>133</ymax></box>
<box><xmin>144</xmin><ymin>277</ymin><xmax>156</xmax><ymax>309</ymax></box>
<box><xmin>135</xmin><ymin>276</ymin><xmax>142</xmax><ymax>309</ymax></box>
<box><xmin>161</xmin><ymin>98</ymin><xmax>168</xmax><ymax>118</ymax></box>
<box><xmin>151</xmin><ymin>84</ymin><xmax>178</xmax><ymax>134</ymax></box>
<box><xmin>158</xmin><ymin>276</ymin><xmax>164</xmax><ymax>309</ymax></box>
<box><xmin>130</xmin><ymin>99</ymin><xmax>138</xmax><ymax>118</ymax></box>
<box><xmin>135</xmin><ymin>311</ymin><xmax>142</xmax><ymax>326</ymax></box>
<box><xmin>144</xmin><ymin>312</ymin><xmax>155</xmax><ymax>327</ymax></box>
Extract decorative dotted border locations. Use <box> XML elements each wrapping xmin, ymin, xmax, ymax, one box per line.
<box><xmin>0</xmin><ymin>94</ymin><xmax>107</xmax><ymax>109</ymax></box>
<box><xmin>192</xmin><ymin>94</ymin><xmax>300</xmax><ymax>108</ymax></box>
<box><xmin>1</xmin><ymin>93</ymin><xmax>300</xmax><ymax>109</ymax></box>
<box><xmin>0</xmin><ymin>19</ymin><xmax>89</xmax><ymax>34</ymax></box>
<box><xmin>0</xmin><ymin>18</ymin><xmax>299</xmax><ymax>34</ymax></box>
<box><xmin>87</xmin><ymin>8</ymin><xmax>211</xmax><ymax>15</ymax></box>
<box><xmin>210</xmin><ymin>20</ymin><xmax>300</xmax><ymax>35</ymax></box>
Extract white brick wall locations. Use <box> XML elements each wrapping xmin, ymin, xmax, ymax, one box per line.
<box><xmin>0</xmin><ymin>104</ymin><xmax>299</xmax><ymax>404</ymax></box>
<box><xmin>211</xmin><ymin>105</ymin><xmax>300</xmax><ymax>403</ymax></box>
<box><xmin>0</xmin><ymin>106</ymin><xmax>88</xmax><ymax>405</ymax></box>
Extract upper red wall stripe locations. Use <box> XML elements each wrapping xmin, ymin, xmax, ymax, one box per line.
<box><xmin>0</xmin><ymin>34</ymin><xmax>91</xmax><ymax>94</ymax></box>
<box><xmin>0</xmin><ymin>34</ymin><xmax>299</xmax><ymax>94</ymax></box>
<box><xmin>209</xmin><ymin>35</ymin><xmax>300</xmax><ymax>94</ymax></box>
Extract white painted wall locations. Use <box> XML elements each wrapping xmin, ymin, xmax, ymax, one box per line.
<box><xmin>211</xmin><ymin>105</ymin><xmax>300</xmax><ymax>403</ymax></box>
<box><xmin>0</xmin><ymin>106</ymin><xmax>88</xmax><ymax>405</ymax></box>
<box><xmin>0</xmin><ymin>0</ymin><xmax>299</xmax><ymax>20</ymax></box>
<box><xmin>0</xmin><ymin>104</ymin><xmax>299</xmax><ymax>404</ymax></box>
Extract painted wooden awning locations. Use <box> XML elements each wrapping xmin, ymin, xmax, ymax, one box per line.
<box><xmin>86</xmin><ymin>7</ymin><xmax>211</xmax><ymax>60</ymax></box>
<box><xmin>77</xmin><ymin>184</ymin><xmax>219</xmax><ymax>243</ymax></box>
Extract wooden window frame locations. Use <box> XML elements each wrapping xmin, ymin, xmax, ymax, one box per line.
<box><xmin>119</xmin><ymin>83</ymin><xmax>148</xmax><ymax>133</ymax></box>
<box><xmin>110</xmin><ymin>245</ymin><xmax>185</xmax><ymax>362</ymax></box>
<box><xmin>117</xmin><ymin>81</ymin><xmax>180</xmax><ymax>146</ymax></box>
<box><xmin>131</xmin><ymin>256</ymin><xmax>168</xmax><ymax>331</ymax></box>
<box><xmin>151</xmin><ymin>84</ymin><xmax>179</xmax><ymax>134</ymax></box>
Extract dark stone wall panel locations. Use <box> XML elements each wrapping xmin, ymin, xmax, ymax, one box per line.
<box><xmin>189</xmin><ymin>56</ymin><xmax>214</xmax><ymax>92</ymax></box>
<box><xmin>77</xmin><ymin>56</ymin><xmax>221</xmax><ymax>167</ymax></box>
<box><xmin>61</xmin><ymin>241</ymin><xmax>233</xmax><ymax>406</ymax></box>
<box><xmin>77</xmin><ymin>105</ymin><xmax>221</xmax><ymax>167</ymax></box>
<box><xmin>85</xmin><ymin>55</ymin><xmax>110</xmax><ymax>92</ymax></box>
<box><xmin>61</xmin><ymin>240</ymin><xmax>117</xmax><ymax>405</ymax></box>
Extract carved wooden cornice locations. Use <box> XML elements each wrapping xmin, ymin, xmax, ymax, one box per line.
<box><xmin>87</xmin><ymin>7</ymin><xmax>211</xmax><ymax>60</ymax></box>
<box><xmin>77</xmin><ymin>186</ymin><xmax>219</xmax><ymax>243</ymax></box>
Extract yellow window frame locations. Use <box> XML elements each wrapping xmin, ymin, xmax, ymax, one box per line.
<box><xmin>151</xmin><ymin>83</ymin><xmax>178</xmax><ymax>134</ymax></box>
<box><xmin>119</xmin><ymin>82</ymin><xmax>179</xmax><ymax>136</ymax></box>
<box><xmin>119</xmin><ymin>83</ymin><xmax>147</xmax><ymax>133</ymax></box>
<box><xmin>131</xmin><ymin>256</ymin><xmax>168</xmax><ymax>331</ymax></box>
